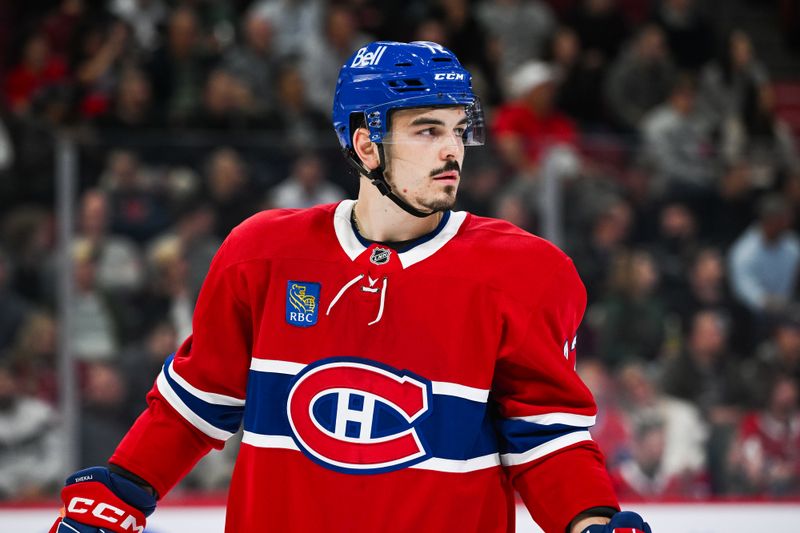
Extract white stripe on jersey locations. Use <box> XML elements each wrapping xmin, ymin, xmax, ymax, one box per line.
<box><xmin>411</xmin><ymin>453</ymin><xmax>500</xmax><ymax>473</ymax></box>
<box><xmin>506</xmin><ymin>412</ymin><xmax>596</xmax><ymax>427</ymax></box>
<box><xmin>249</xmin><ymin>358</ymin><xmax>491</xmax><ymax>403</ymax></box>
<box><xmin>241</xmin><ymin>431</ymin><xmax>501</xmax><ymax>473</ymax></box>
<box><xmin>499</xmin><ymin>430</ymin><xmax>593</xmax><ymax>467</ymax></box>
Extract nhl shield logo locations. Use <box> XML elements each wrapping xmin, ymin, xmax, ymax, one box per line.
<box><xmin>286</xmin><ymin>281</ymin><xmax>321</xmax><ymax>327</ymax></box>
<box><xmin>370</xmin><ymin>247</ymin><xmax>391</xmax><ymax>265</ymax></box>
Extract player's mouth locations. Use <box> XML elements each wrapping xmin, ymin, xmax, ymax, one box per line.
<box><xmin>432</xmin><ymin>170</ymin><xmax>459</xmax><ymax>183</ymax></box>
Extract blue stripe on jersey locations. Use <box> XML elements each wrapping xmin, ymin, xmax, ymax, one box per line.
<box><xmin>494</xmin><ymin>418</ymin><xmax>587</xmax><ymax>455</ymax></box>
<box><xmin>243</xmin><ymin>369</ymin><xmax>498</xmax><ymax>461</ymax></box>
<box><xmin>163</xmin><ymin>354</ymin><xmax>245</xmax><ymax>434</ymax></box>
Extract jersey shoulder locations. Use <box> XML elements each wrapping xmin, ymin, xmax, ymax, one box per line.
<box><xmin>459</xmin><ymin>213</ymin><xmax>572</xmax><ymax>270</ymax></box>
<box><xmin>453</xmin><ymin>214</ymin><xmax>581</xmax><ymax>301</ymax></box>
<box><xmin>216</xmin><ymin>203</ymin><xmax>338</xmax><ymax>265</ymax></box>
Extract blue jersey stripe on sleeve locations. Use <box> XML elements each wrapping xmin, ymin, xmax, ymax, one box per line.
<box><xmin>162</xmin><ymin>354</ymin><xmax>245</xmax><ymax>434</ymax></box>
<box><xmin>495</xmin><ymin>418</ymin><xmax>589</xmax><ymax>455</ymax></box>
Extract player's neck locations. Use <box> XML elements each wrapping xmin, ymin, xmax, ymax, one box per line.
<box><xmin>354</xmin><ymin>189</ymin><xmax>443</xmax><ymax>243</ymax></box>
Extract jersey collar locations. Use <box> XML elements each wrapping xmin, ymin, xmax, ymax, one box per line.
<box><xmin>333</xmin><ymin>199</ymin><xmax>467</xmax><ymax>268</ymax></box>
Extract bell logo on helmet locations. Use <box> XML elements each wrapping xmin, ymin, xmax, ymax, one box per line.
<box><xmin>434</xmin><ymin>72</ymin><xmax>465</xmax><ymax>81</ymax></box>
<box><xmin>351</xmin><ymin>45</ymin><xmax>387</xmax><ymax>68</ymax></box>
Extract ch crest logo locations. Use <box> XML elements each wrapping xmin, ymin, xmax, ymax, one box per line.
<box><xmin>287</xmin><ymin>357</ymin><xmax>432</xmax><ymax>474</ymax></box>
<box><xmin>370</xmin><ymin>247</ymin><xmax>391</xmax><ymax>265</ymax></box>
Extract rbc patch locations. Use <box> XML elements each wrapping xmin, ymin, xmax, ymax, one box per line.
<box><xmin>286</xmin><ymin>281</ymin><xmax>321</xmax><ymax>327</ymax></box>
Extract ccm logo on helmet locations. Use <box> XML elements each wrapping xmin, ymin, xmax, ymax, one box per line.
<box><xmin>287</xmin><ymin>358</ymin><xmax>432</xmax><ymax>474</ymax></box>
<box><xmin>351</xmin><ymin>45</ymin><xmax>387</xmax><ymax>68</ymax></box>
<box><xmin>434</xmin><ymin>72</ymin><xmax>465</xmax><ymax>81</ymax></box>
<box><xmin>67</xmin><ymin>497</ymin><xmax>144</xmax><ymax>532</ymax></box>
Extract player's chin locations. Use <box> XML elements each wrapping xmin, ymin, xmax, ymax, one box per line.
<box><xmin>421</xmin><ymin>189</ymin><xmax>458</xmax><ymax>212</ymax></box>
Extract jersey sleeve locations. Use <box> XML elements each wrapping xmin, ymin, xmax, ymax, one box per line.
<box><xmin>110</xmin><ymin>230</ymin><xmax>257</xmax><ymax>498</ymax></box>
<box><xmin>493</xmin><ymin>256</ymin><xmax>619</xmax><ymax>533</ymax></box>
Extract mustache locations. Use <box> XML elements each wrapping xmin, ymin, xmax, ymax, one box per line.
<box><xmin>429</xmin><ymin>160</ymin><xmax>461</xmax><ymax>177</ymax></box>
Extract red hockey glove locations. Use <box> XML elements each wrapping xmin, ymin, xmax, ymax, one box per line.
<box><xmin>581</xmin><ymin>511</ymin><xmax>652</xmax><ymax>533</ymax></box>
<box><xmin>49</xmin><ymin>466</ymin><xmax>157</xmax><ymax>533</ymax></box>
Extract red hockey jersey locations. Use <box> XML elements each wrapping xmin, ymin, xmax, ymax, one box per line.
<box><xmin>111</xmin><ymin>200</ymin><xmax>618</xmax><ymax>533</ymax></box>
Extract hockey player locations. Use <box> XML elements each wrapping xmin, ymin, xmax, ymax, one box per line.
<box><xmin>51</xmin><ymin>41</ymin><xmax>652</xmax><ymax>533</ymax></box>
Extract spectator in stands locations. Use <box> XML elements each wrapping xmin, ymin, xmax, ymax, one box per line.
<box><xmin>0</xmin><ymin>363</ymin><xmax>63</xmax><ymax>500</ymax></box>
<box><xmin>95</xmin><ymin>65</ymin><xmax>160</xmax><ymax>131</ymax></box>
<box><xmin>139</xmin><ymin>236</ymin><xmax>193</xmax><ymax>342</ymax></box>
<box><xmin>722</xmin><ymin>83</ymin><xmax>800</xmax><ymax>189</ymax></box>
<box><xmin>609</xmin><ymin>417</ymin><xmax>709</xmax><ymax>500</ymax></box>
<box><xmin>77</xmin><ymin>188</ymin><xmax>144</xmax><ymax>293</ymax></box>
<box><xmin>147</xmin><ymin>199</ymin><xmax>220</xmax><ymax>301</ymax></box>
<box><xmin>250</xmin><ymin>0</ymin><xmax>323</xmax><ymax>58</ymax></box>
<box><xmin>702</xmin><ymin>162</ymin><xmax>758</xmax><ymax>247</ymax></box>
<box><xmin>147</xmin><ymin>6</ymin><xmax>216</xmax><ymax>124</ymax></box>
<box><xmin>617</xmin><ymin>362</ymin><xmax>708</xmax><ymax>481</ymax></box>
<box><xmin>266</xmin><ymin>63</ymin><xmax>329</xmax><ymax>149</ymax></box>
<box><xmin>728</xmin><ymin>194</ymin><xmax>800</xmax><ymax>324</ymax></box>
<box><xmin>578</xmin><ymin>359</ymin><xmax>631</xmax><ymax>469</ymax></box>
<box><xmin>0</xmin><ymin>248</ymin><xmax>30</xmax><ymax>359</ymax></box>
<box><xmin>301</xmin><ymin>3</ymin><xmax>372</xmax><ymax>116</ymax></box>
<box><xmin>7</xmin><ymin>312</ymin><xmax>58</xmax><ymax>405</ymax></box>
<box><xmin>652</xmin><ymin>0</ymin><xmax>715</xmax><ymax>72</ymax></box>
<box><xmin>648</xmin><ymin>202</ymin><xmax>699</xmax><ymax>297</ymax></box>
<box><xmin>666</xmin><ymin>246</ymin><xmax>743</xmax><ymax>345</ymax></box>
<box><xmin>79</xmin><ymin>362</ymin><xmax>133</xmax><ymax>467</ymax></box>
<box><xmin>4</xmin><ymin>32</ymin><xmax>68</xmax><ymax>115</ymax></box>
<box><xmin>492</xmin><ymin>61</ymin><xmax>578</xmax><ymax>174</ymax></box>
<box><xmin>742</xmin><ymin>309</ymin><xmax>800</xmax><ymax>409</ymax></box>
<box><xmin>69</xmin><ymin>239</ymin><xmax>124</xmax><ymax>362</ymax></box>
<box><xmin>101</xmin><ymin>150</ymin><xmax>170</xmax><ymax>243</ymax></box>
<box><xmin>476</xmin><ymin>0</ymin><xmax>556</xmax><ymax>79</ymax></box>
<box><xmin>1</xmin><ymin>207</ymin><xmax>52</xmax><ymax>303</ymax></box>
<box><xmin>570</xmin><ymin>195</ymin><xmax>632</xmax><ymax>304</ymax></box>
<box><xmin>108</xmin><ymin>0</ymin><xmax>168</xmax><ymax>52</ymax></box>
<box><xmin>564</xmin><ymin>0</ymin><xmax>630</xmax><ymax>71</ymax></box>
<box><xmin>548</xmin><ymin>26</ymin><xmax>607</xmax><ymax>127</ymax></box>
<box><xmin>454</xmin><ymin>155</ymin><xmax>502</xmax><ymax>218</ymax></box>
<box><xmin>604</xmin><ymin>25</ymin><xmax>676</xmax><ymax>133</ymax></box>
<box><xmin>120</xmin><ymin>320</ymin><xmax>177</xmax><ymax>417</ymax></box>
<box><xmin>71</xmin><ymin>20</ymin><xmax>132</xmax><ymax>119</ymax></box>
<box><xmin>223</xmin><ymin>10</ymin><xmax>280</xmax><ymax>113</ymax></box>
<box><xmin>41</xmin><ymin>0</ymin><xmax>87</xmax><ymax>54</ymax></box>
<box><xmin>661</xmin><ymin>310</ymin><xmax>744</xmax><ymax>415</ymax></box>
<box><xmin>203</xmin><ymin>147</ymin><xmax>260</xmax><ymax>240</ymax></box>
<box><xmin>698</xmin><ymin>30</ymin><xmax>770</xmax><ymax>129</ymax></box>
<box><xmin>728</xmin><ymin>375</ymin><xmax>800</xmax><ymax>496</ymax></box>
<box><xmin>186</xmin><ymin>68</ymin><xmax>263</xmax><ymax>131</ymax></box>
<box><xmin>641</xmin><ymin>76</ymin><xmax>719</xmax><ymax>202</ymax></box>
<box><xmin>268</xmin><ymin>152</ymin><xmax>345</xmax><ymax>209</ymax></box>
<box><xmin>594</xmin><ymin>249</ymin><xmax>666</xmax><ymax>367</ymax></box>
<box><xmin>661</xmin><ymin>309</ymin><xmax>745</xmax><ymax>492</ymax></box>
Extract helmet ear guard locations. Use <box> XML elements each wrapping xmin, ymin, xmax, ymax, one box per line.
<box><xmin>332</xmin><ymin>41</ymin><xmax>485</xmax><ymax>218</ymax></box>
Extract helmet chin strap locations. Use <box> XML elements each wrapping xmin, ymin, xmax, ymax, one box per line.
<box><xmin>344</xmin><ymin>144</ymin><xmax>439</xmax><ymax>219</ymax></box>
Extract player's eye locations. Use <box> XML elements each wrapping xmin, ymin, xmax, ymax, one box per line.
<box><xmin>454</xmin><ymin>127</ymin><xmax>466</xmax><ymax>137</ymax></box>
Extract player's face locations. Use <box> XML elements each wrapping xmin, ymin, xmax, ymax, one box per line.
<box><xmin>383</xmin><ymin>106</ymin><xmax>467</xmax><ymax>213</ymax></box>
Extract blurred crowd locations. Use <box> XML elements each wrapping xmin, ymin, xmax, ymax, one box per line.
<box><xmin>2</xmin><ymin>0</ymin><xmax>800</xmax><ymax>502</ymax></box>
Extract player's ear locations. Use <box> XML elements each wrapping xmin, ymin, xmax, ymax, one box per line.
<box><xmin>353</xmin><ymin>127</ymin><xmax>380</xmax><ymax>171</ymax></box>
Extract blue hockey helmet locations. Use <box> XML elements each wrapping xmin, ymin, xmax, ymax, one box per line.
<box><xmin>332</xmin><ymin>41</ymin><xmax>485</xmax><ymax>153</ymax></box>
